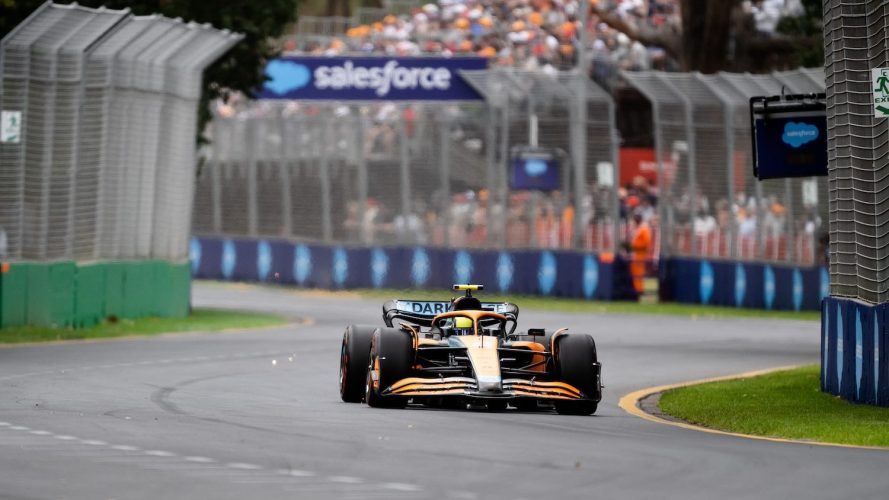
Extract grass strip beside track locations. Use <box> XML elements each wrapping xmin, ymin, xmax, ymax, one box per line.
<box><xmin>658</xmin><ymin>365</ymin><xmax>889</xmax><ymax>448</ymax></box>
<box><xmin>353</xmin><ymin>288</ymin><xmax>820</xmax><ymax>321</ymax></box>
<box><xmin>0</xmin><ymin>309</ymin><xmax>288</xmax><ymax>344</ymax></box>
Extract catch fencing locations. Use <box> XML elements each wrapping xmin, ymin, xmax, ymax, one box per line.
<box><xmin>194</xmin><ymin>66</ymin><xmax>827</xmax><ymax>268</ymax></box>
<box><xmin>192</xmin><ymin>68</ymin><xmax>622</xmax><ymax>254</ymax></box>
<box><xmin>622</xmin><ymin>69</ymin><xmax>827</xmax><ymax>266</ymax></box>
<box><xmin>0</xmin><ymin>1</ymin><xmax>242</xmax><ymax>262</ymax></box>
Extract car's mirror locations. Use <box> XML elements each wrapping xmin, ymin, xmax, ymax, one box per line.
<box><xmin>527</xmin><ymin>328</ymin><xmax>545</xmax><ymax>336</ymax></box>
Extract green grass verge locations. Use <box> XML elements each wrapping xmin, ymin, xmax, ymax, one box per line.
<box><xmin>659</xmin><ymin>365</ymin><xmax>889</xmax><ymax>447</ymax></box>
<box><xmin>352</xmin><ymin>288</ymin><xmax>820</xmax><ymax>321</ymax></box>
<box><xmin>0</xmin><ymin>308</ymin><xmax>288</xmax><ymax>344</ymax></box>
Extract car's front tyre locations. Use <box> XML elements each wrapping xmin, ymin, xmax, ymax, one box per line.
<box><xmin>553</xmin><ymin>333</ymin><xmax>601</xmax><ymax>416</ymax></box>
<box><xmin>365</xmin><ymin>328</ymin><xmax>412</xmax><ymax>409</ymax></box>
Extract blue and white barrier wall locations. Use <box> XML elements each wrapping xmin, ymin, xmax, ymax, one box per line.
<box><xmin>190</xmin><ymin>237</ymin><xmax>638</xmax><ymax>301</ymax></box>
<box><xmin>658</xmin><ymin>257</ymin><xmax>829</xmax><ymax>311</ymax></box>
<box><xmin>822</xmin><ymin>297</ymin><xmax>889</xmax><ymax>406</ymax></box>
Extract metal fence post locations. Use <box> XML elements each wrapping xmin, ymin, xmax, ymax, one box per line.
<box><xmin>485</xmin><ymin>103</ymin><xmax>498</xmax><ymax>246</ymax></box>
<box><xmin>246</xmin><ymin>113</ymin><xmax>258</xmax><ymax>237</ymax></box>
<box><xmin>398</xmin><ymin>108</ymin><xmax>411</xmax><ymax>245</ymax></box>
<box><xmin>439</xmin><ymin>116</ymin><xmax>451</xmax><ymax>247</ymax></box>
<box><xmin>320</xmin><ymin>114</ymin><xmax>333</xmax><ymax>243</ymax></box>
<box><xmin>277</xmin><ymin>109</ymin><xmax>293</xmax><ymax>237</ymax></box>
<box><xmin>572</xmin><ymin>74</ymin><xmax>587</xmax><ymax>250</ymax></box>
<box><xmin>210</xmin><ymin>118</ymin><xmax>223</xmax><ymax>233</ymax></box>
<box><xmin>357</xmin><ymin>112</ymin><xmax>369</xmax><ymax>244</ymax></box>
<box><xmin>658</xmin><ymin>74</ymin><xmax>697</xmax><ymax>257</ymax></box>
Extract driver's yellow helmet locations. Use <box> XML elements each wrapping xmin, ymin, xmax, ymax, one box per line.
<box><xmin>455</xmin><ymin>317</ymin><xmax>472</xmax><ymax>330</ymax></box>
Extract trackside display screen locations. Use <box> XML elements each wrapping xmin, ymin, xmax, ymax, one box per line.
<box><xmin>753</xmin><ymin>113</ymin><xmax>827</xmax><ymax>179</ymax></box>
<box><xmin>510</xmin><ymin>155</ymin><xmax>560</xmax><ymax>191</ymax></box>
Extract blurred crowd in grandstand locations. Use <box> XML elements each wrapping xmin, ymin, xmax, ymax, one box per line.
<box><xmin>340</xmin><ymin>173</ymin><xmax>823</xmax><ymax>264</ymax></box>
<box><xmin>285</xmin><ymin>0</ymin><xmax>806</xmax><ymax>88</ymax></box>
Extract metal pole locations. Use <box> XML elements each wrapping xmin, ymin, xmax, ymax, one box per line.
<box><xmin>573</xmin><ymin>76</ymin><xmax>588</xmax><ymax>250</ymax></box>
<box><xmin>278</xmin><ymin>111</ymin><xmax>293</xmax><ymax>237</ymax></box>
<box><xmin>575</xmin><ymin>0</ymin><xmax>591</xmax><ymax>250</ymax></box>
<box><xmin>485</xmin><ymin>103</ymin><xmax>497</xmax><ymax>246</ymax></box>
<box><xmin>698</xmin><ymin>73</ymin><xmax>739</xmax><ymax>259</ymax></box>
<box><xmin>357</xmin><ymin>113</ymin><xmax>369</xmax><ymax>244</ymax></box>
<box><xmin>609</xmin><ymin>94</ymin><xmax>621</xmax><ymax>254</ymax></box>
<box><xmin>440</xmin><ymin>117</ymin><xmax>451</xmax><ymax>247</ymax></box>
<box><xmin>246</xmin><ymin>116</ymin><xmax>258</xmax><ymax>237</ymax></box>
<box><xmin>210</xmin><ymin>118</ymin><xmax>223</xmax><ymax>233</ymax></box>
<box><xmin>785</xmin><ymin>178</ymin><xmax>794</xmax><ymax>263</ymax></box>
<box><xmin>499</xmin><ymin>92</ymin><xmax>511</xmax><ymax>246</ymax></box>
<box><xmin>320</xmin><ymin>115</ymin><xmax>332</xmax><ymax>243</ymax></box>
<box><xmin>398</xmin><ymin>109</ymin><xmax>411</xmax><ymax>244</ymax></box>
<box><xmin>660</xmin><ymin>75</ymin><xmax>697</xmax><ymax>257</ymax></box>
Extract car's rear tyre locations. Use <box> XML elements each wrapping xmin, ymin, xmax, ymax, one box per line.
<box><xmin>340</xmin><ymin>325</ymin><xmax>377</xmax><ymax>403</ymax></box>
<box><xmin>553</xmin><ymin>333</ymin><xmax>600</xmax><ymax>416</ymax></box>
<box><xmin>365</xmin><ymin>328</ymin><xmax>412</xmax><ymax>409</ymax></box>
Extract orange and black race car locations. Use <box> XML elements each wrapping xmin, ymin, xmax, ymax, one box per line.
<box><xmin>339</xmin><ymin>284</ymin><xmax>602</xmax><ymax>415</ymax></box>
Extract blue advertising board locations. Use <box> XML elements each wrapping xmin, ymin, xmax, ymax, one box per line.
<box><xmin>190</xmin><ymin>237</ymin><xmax>638</xmax><ymax>302</ymax></box>
<box><xmin>822</xmin><ymin>297</ymin><xmax>889</xmax><ymax>407</ymax></box>
<box><xmin>658</xmin><ymin>256</ymin><xmax>828</xmax><ymax>311</ymax></box>
<box><xmin>753</xmin><ymin>113</ymin><xmax>828</xmax><ymax>179</ymax></box>
<box><xmin>259</xmin><ymin>56</ymin><xmax>487</xmax><ymax>101</ymax></box>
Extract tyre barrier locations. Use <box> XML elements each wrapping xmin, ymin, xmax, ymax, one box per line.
<box><xmin>822</xmin><ymin>297</ymin><xmax>889</xmax><ymax>407</ymax></box>
<box><xmin>190</xmin><ymin>237</ymin><xmax>638</xmax><ymax>301</ymax></box>
<box><xmin>658</xmin><ymin>257</ymin><xmax>829</xmax><ymax>311</ymax></box>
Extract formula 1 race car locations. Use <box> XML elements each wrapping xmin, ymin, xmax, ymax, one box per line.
<box><xmin>339</xmin><ymin>285</ymin><xmax>602</xmax><ymax>415</ymax></box>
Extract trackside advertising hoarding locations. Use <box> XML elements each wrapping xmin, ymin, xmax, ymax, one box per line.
<box><xmin>259</xmin><ymin>56</ymin><xmax>487</xmax><ymax>101</ymax></box>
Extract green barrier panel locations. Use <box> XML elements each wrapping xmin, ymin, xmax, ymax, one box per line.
<box><xmin>168</xmin><ymin>263</ymin><xmax>191</xmax><ymax>318</ymax></box>
<box><xmin>26</xmin><ymin>263</ymin><xmax>51</xmax><ymax>326</ymax></box>
<box><xmin>75</xmin><ymin>264</ymin><xmax>105</xmax><ymax>328</ymax></box>
<box><xmin>0</xmin><ymin>260</ymin><xmax>191</xmax><ymax>328</ymax></box>
<box><xmin>1</xmin><ymin>263</ymin><xmax>29</xmax><ymax>328</ymax></box>
<box><xmin>48</xmin><ymin>262</ymin><xmax>76</xmax><ymax>327</ymax></box>
<box><xmin>104</xmin><ymin>261</ymin><xmax>125</xmax><ymax>319</ymax></box>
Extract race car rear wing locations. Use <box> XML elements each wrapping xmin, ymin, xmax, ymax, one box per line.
<box><xmin>382</xmin><ymin>300</ymin><xmax>519</xmax><ymax>328</ymax></box>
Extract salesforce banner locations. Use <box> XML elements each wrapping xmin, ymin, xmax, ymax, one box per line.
<box><xmin>822</xmin><ymin>297</ymin><xmax>889</xmax><ymax>407</ymax></box>
<box><xmin>259</xmin><ymin>56</ymin><xmax>487</xmax><ymax>101</ymax></box>
<box><xmin>659</xmin><ymin>256</ymin><xmax>829</xmax><ymax>311</ymax></box>
<box><xmin>190</xmin><ymin>237</ymin><xmax>638</xmax><ymax>302</ymax></box>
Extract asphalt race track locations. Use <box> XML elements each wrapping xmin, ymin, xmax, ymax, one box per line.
<box><xmin>2</xmin><ymin>283</ymin><xmax>888</xmax><ymax>500</ymax></box>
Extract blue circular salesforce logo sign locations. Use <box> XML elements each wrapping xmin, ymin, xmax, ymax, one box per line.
<box><xmin>332</xmin><ymin>247</ymin><xmax>348</xmax><ymax>287</ymax></box>
<box><xmin>257</xmin><ymin>240</ymin><xmax>272</xmax><ymax>281</ymax></box>
<box><xmin>411</xmin><ymin>248</ymin><xmax>430</xmax><ymax>287</ymax></box>
<box><xmin>792</xmin><ymin>269</ymin><xmax>803</xmax><ymax>311</ymax></box>
<box><xmin>190</xmin><ymin>237</ymin><xmax>201</xmax><ymax>275</ymax></box>
<box><xmin>820</xmin><ymin>267</ymin><xmax>830</xmax><ymax>300</ymax></box>
<box><xmin>454</xmin><ymin>251</ymin><xmax>473</xmax><ymax>285</ymax></box>
<box><xmin>763</xmin><ymin>266</ymin><xmax>776</xmax><ymax>310</ymax></box>
<box><xmin>734</xmin><ymin>263</ymin><xmax>746</xmax><ymax>307</ymax></box>
<box><xmin>293</xmin><ymin>245</ymin><xmax>312</xmax><ymax>286</ymax></box>
<box><xmin>496</xmin><ymin>253</ymin><xmax>513</xmax><ymax>293</ymax></box>
<box><xmin>265</xmin><ymin>60</ymin><xmax>311</xmax><ymax>95</ymax></box>
<box><xmin>583</xmin><ymin>255</ymin><xmax>599</xmax><ymax>299</ymax></box>
<box><xmin>371</xmin><ymin>248</ymin><xmax>389</xmax><ymax>288</ymax></box>
<box><xmin>221</xmin><ymin>240</ymin><xmax>236</xmax><ymax>280</ymax></box>
<box><xmin>699</xmin><ymin>261</ymin><xmax>714</xmax><ymax>305</ymax></box>
<box><xmin>538</xmin><ymin>251</ymin><xmax>557</xmax><ymax>295</ymax></box>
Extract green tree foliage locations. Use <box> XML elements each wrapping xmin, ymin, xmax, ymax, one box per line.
<box><xmin>775</xmin><ymin>0</ymin><xmax>824</xmax><ymax>69</ymax></box>
<box><xmin>1</xmin><ymin>0</ymin><xmax>300</xmax><ymax>141</ymax></box>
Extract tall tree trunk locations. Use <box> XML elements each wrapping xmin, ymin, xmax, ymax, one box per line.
<box><xmin>680</xmin><ymin>0</ymin><xmax>734</xmax><ymax>73</ymax></box>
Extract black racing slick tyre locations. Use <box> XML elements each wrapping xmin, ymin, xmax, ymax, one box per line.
<box><xmin>553</xmin><ymin>334</ymin><xmax>601</xmax><ymax>416</ymax></box>
<box><xmin>365</xmin><ymin>328</ymin><xmax>412</xmax><ymax>409</ymax></box>
<box><xmin>340</xmin><ymin>325</ymin><xmax>377</xmax><ymax>403</ymax></box>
